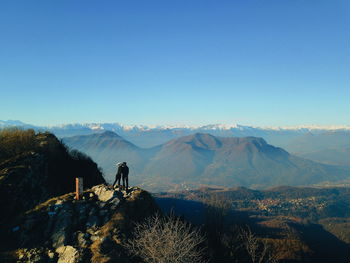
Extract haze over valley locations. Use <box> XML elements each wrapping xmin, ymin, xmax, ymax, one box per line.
<box><xmin>2</xmin><ymin>120</ymin><xmax>350</xmax><ymax>192</ymax></box>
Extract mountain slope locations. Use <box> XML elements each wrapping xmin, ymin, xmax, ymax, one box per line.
<box><xmin>62</xmin><ymin>131</ymin><xmax>350</xmax><ymax>191</ymax></box>
<box><xmin>143</xmin><ymin>134</ymin><xmax>219</xmax><ymax>183</ymax></box>
<box><xmin>298</xmin><ymin>145</ymin><xmax>350</xmax><ymax>166</ymax></box>
<box><xmin>286</xmin><ymin>132</ymin><xmax>350</xmax><ymax>166</ymax></box>
<box><xmin>143</xmin><ymin>133</ymin><xmax>349</xmax><ymax>189</ymax></box>
<box><xmin>0</xmin><ymin>130</ymin><xmax>105</xmax><ymax>229</ymax></box>
<box><xmin>63</xmin><ymin>131</ymin><xmax>149</xmax><ymax>177</ymax></box>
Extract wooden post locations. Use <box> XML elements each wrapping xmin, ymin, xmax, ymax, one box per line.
<box><xmin>76</xmin><ymin>177</ymin><xmax>83</xmax><ymax>200</ymax></box>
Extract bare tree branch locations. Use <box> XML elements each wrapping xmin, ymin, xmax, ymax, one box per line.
<box><xmin>125</xmin><ymin>213</ymin><xmax>207</xmax><ymax>263</ymax></box>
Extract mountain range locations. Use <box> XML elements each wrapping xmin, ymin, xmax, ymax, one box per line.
<box><xmin>284</xmin><ymin>131</ymin><xmax>350</xmax><ymax>166</ymax></box>
<box><xmin>63</xmin><ymin>131</ymin><xmax>350</xmax><ymax>191</ymax></box>
<box><xmin>2</xmin><ymin>120</ymin><xmax>350</xmax><ymax>167</ymax></box>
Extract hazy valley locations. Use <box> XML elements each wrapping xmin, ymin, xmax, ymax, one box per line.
<box><xmin>62</xmin><ymin>130</ymin><xmax>350</xmax><ymax>192</ymax></box>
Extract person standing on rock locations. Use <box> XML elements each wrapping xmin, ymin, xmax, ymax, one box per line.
<box><xmin>121</xmin><ymin>162</ymin><xmax>129</xmax><ymax>190</ymax></box>
<box><xmin>113</xmin><ymin>162</ymin><xmax>123</xmax><ymax>188</ymax></box>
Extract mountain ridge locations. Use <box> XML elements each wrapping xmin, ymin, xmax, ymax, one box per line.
<box><xmin>63</xmin><ymin>131</ymin><xmax>350</xmax><ymax>192</ymax></box>
<box><xmin>3</xmin><ymin>120</ymin><xmax>350</xmax><ymax>132</ymax></box>
<box><xmin>3</xmin><ymin>120</ymin><xmax>350</xmax><ymax>168</ymax></box>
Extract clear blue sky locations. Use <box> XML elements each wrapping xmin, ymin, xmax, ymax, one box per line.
<box><xmin>1</xmin><ymin>0</ymin><xmax>349</xmax><ymax>127</ymax></box>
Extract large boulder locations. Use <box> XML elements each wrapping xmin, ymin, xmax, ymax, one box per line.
<box><xmin>92</xmin><ymin>185</ymin><xmax>119</xmax><ymax>202</ymax></box>
<box><xmin>56</xmin><ymin>246</ymin><xmax>79</xmax><ymax>263</ymax></box>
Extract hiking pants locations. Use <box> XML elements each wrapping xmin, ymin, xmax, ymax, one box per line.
<box><xmin>113</xmin><ymin>174</ymin><xmax>121</xmax><ymax>187</ymax></box>
<box><xmin>122</xmin><ymin>175</ymin><xmax>128</xmax><ymax>189</ymax></box>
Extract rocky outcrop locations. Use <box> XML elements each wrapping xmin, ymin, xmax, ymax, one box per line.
<box><xmin>0</xmin><ymin>132</ymin><xmax>105</xmax><ymax>228</ymax></box>
<box><xmin>5</xmin><ymin>184</ymin><xmax>159</xmax><ymax>263</ymax></box>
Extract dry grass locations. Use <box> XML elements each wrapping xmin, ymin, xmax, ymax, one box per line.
<box><xmin>0</xmin><ymin>128</ymin><xmax>36</xmax><ymax>161</ymax></box>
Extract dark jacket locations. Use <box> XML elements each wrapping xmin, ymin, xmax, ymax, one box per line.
<box><xmin>116</xmin><ymin>165</ymin><xmax>123</xmax><ymax>177</ymax></box>
<box><xmin>121</xmin><ymin>165</ymin><xmax>129</xmax><ymax>176</ymax></box>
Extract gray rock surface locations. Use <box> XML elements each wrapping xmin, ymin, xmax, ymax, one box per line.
<box><xmin>56</xmin><ymin>246</ymin><xmax>79</xmax><ymax>263</ymax></box>
<box><xmin>92</xmin><ymin>185</ymin><xmax>118</xmax><ymax>202</ymax></box>
<box><xmin>6</xmin><ymin>185</ymin><xmax>158</xmax><ymax>263</ymax></box>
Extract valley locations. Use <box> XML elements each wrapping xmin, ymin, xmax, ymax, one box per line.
<box><xmin>63</xmin><ymin>131</ymin><xmax>350</xmax><ymax>192</ymax></box>
<box><xmin>154</xmin><ymin>186</ymin><xmax>350</xmax><ymax>262</ymax></box>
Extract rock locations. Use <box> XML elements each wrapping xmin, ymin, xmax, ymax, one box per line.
<box><xmin>55</xmin><ymin>200</ymin><xmax>63</xmax><ymax>205</ymax></box>
<box><xmin>86</xmin><ymin>207</ymin><xmax>100</xmax><ymax>228</ymax></box>
<box><xmin>98</xmin><ymin>201</ymin><xmax>107</xmax><ymax>209</ymax></box>
<box><xmin>16</xmin><ymin>248</ymin><xmax>45</xmax><ymax>263</ymax></box>
<box><xmin>92</xmin><ymin>185</ymin><xmax>118</xmax><ymax>202</ymax></box>
<box><xmin>51</xmin><ymin>207</ymin><xmax>73</xmax><ymax>248</ymax></box>
<box><xmin>86</xmin><ymin>228</ymin><xmax>95</xmax><ymax>235</ymax></box>
<box><xmin>5</xmin><ymin>184</ymin><xmax>158</xmax><ymax>263</ymax></box>
<box><xmin>28</xmin><ymin>252</ymin><xmax>42</xmax><ymax>262</ymax></box>
<box><xmin>90</xmin><ymin>235</ymin><xmax>100</xmax><ymax>242</ymax></box>
<box><xmin>47</xmin><ymin>250</ymin><xmax>55</xmax><ymax>259</ymax></box>
<box><xmin>76</xmin><ymin>203</ymin><xmax>88</xmax><ymax>222</ymax></box>
<box><xmin>110</xmin><ymin>197</ymin><xmax>120</xmax><ymax>206</ymax></box>
<box><xmin>52</xmin><ymin>229</ymin><xmax>68</xmax><ymax>249</ymax></box>
<box><xmin>56</xmin><ymin>246</ymin><xmax>78</xmax><ymax>263</ymax></box>
<box><xmin>76</xmin><ymin>231</ymin><xmax>90</xmax><ymax>247</ymax></box>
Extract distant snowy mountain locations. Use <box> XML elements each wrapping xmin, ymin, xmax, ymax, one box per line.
<box><xmin>2</xmin><ymin>120</ymin><xmax>350</xmax><ymax>133</ymax></box>
<box><xmin>1</xmin><ymin>120</ymin><xmax>350</xmax><ymax>164</ymax></box>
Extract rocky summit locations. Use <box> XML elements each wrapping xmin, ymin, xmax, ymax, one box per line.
<box><xmin>0</xmin><ymin>130</ymin><xmax>105</xmax><ymax>228</ymax></box>
<box><xmin>2</xmin><ymin>184</ymin><xmax>159</xmax><ymax>263</ymax></box>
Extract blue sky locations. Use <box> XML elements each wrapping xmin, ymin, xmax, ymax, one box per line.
<box><xmin>0</xmin><ymin>0</ymin><xmax>349</xmax><ymax>126</ymax></box>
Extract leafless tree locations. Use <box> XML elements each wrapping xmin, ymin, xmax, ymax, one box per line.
<box><xmin>240</xmin><ymin>226</ymin><xmax>278</xmax><ymax>263</ymax></box>
<box><xmin>125</xmin><ymin>213</ymin><xmax>207</xmax><ymax>263</ymax></box>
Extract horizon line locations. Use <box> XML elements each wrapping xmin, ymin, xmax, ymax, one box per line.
<box><xmin>1</xmin><ymin>120</ymin><xmax>350</xmax><ymax>131</ymax></box>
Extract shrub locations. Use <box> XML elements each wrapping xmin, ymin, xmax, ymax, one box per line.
<box><xmin>125</xmin><ymin>214</ymin><xmax>207</xmax><ymax>263</ymax></box>
<box><xmin>240</xmin><ymin>226</ymin><xmax>278</xmax><ymax>263</ymax></box>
